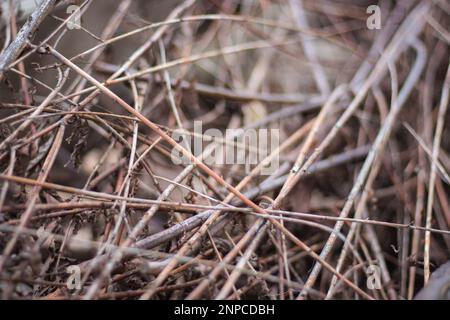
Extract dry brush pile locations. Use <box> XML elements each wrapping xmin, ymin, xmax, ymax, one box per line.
<box><xmin>0</xmin><ymin>0</ymin><xmax>449</xmax><ymax>300</ymax></box>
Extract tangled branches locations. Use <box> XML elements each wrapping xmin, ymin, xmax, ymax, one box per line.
<box><xmin>0</xmin><ymin>0</ymin><xmax>449</xmax><ymax>300</ymax></box>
